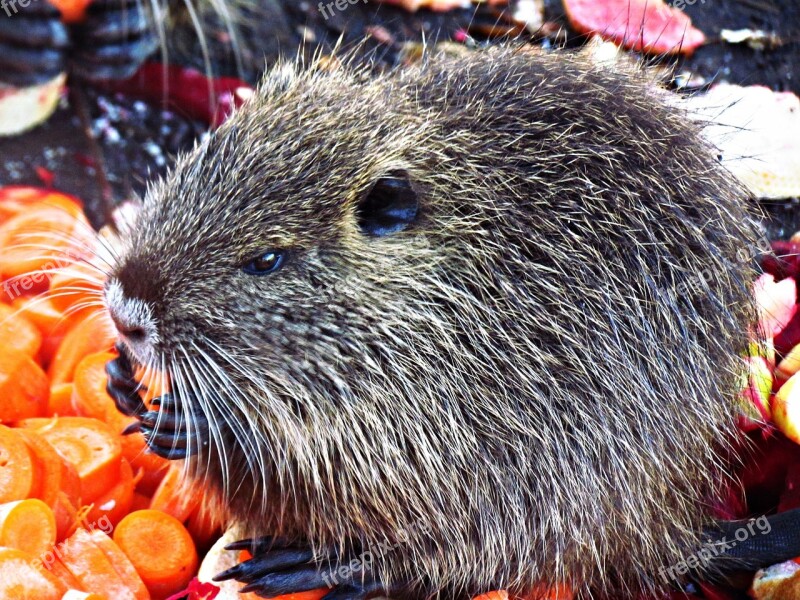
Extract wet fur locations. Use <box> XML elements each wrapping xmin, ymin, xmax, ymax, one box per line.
<box><xmin>109</xmin><ymin>47</ymin><xmax>763</xmax><ymax>598</ymax></box>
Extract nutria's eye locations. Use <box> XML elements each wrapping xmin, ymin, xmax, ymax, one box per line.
<box><xmin>357</xmin><ymin>172</ymin><xmax>419</xmax><ymax>237</ymax></box>
<box><xmin>242</xmin><ymin>251</ymin><xmax>286</xmax><ymax>275</ymax></box>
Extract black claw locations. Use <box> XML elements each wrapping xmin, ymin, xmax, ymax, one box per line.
<box><xmin>215</xmin><ymin>539</ymin><xmax>411</xmax><ymax>600</ymax></box>
<box><xmin>121</xmin><ymin>421</ymin><xmax>141</xmax><ymax>436</ymax></box>
<box><xmin>105</xmin><ymin>354</ymin><xmax>147</xmax><ymax>418</ymax></box>
<box><xmin>321</xmin><ymin>584</ymin><xmax>373</xmax><ymax>600</ymax></box>
<box><xmin>140</xmin><ymin>425</ymin><xmax>190</xmax><ymax>449</ymax></box>
<box><xmin>214</xmin><ymin>548</ymin><xmax>315</xmax><ymax>583</ymax></box>
<box><xmin>239</xmin><ymin>565</ymin><xmax>332</xmax><ymax>596</ymax></box>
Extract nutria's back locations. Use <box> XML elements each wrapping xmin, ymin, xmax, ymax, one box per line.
<box><xmin>106</xmin><ymin>47</ymin><xmax>763</xmax><ymax>598</ymax></box>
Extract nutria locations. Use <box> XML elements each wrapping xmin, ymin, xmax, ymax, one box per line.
<box><xmin>102</xmin><ymin>46</ymin><xmax>788</xmax><ymax>599</ymax></box>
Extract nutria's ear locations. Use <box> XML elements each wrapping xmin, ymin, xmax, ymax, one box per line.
<box><xmin>356</xmin><ymin>172</ymin><xmax>419</xmax><ymax>237</ymax></box>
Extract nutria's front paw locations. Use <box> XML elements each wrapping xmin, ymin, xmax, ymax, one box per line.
<box><xmin>105</xmin><ymin>344</ymin><xmax>147</xmax><ymax>418</ymax></box>
<box><xmin>214</xmin><ymin>537</ymin><xmax>410</xmax><ymax>600</ymax></box>
<box><xmin>137</xmin><ymin>392</ymin><xmax>209</xmax><ymax>460</ymax></box>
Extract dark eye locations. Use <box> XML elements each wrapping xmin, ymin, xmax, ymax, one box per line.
<box><xmin>242</xmin><ymin>250</ymin><xmax>286</xmax><ymax>275</ymax></box>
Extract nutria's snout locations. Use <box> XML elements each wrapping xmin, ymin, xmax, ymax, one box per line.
<box><xmin>104</xmin><ymin>278</ymin><xmax>159</xmax><ymax>366</ymax></box>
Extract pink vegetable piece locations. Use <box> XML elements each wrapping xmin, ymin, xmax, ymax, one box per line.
<box><xmin>563</xmin><ymin>0</ymin><xmax>705</xmax><ymax>56</ymax></box>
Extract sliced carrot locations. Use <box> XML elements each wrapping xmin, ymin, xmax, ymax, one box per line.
<box><xmin>51</xmin><ymin>383</ymin><xmax>78</xmax><ymax>417</ymax></box>
<box><xmin>114</xmin><ymin>509</ymin><xmax>198</xmax><ymax>599</ymax></box>
<box><xmin>85</xmin><ymin>361</ymin><xmax>171</xmax><ymax>495</ymax></box>
<box><xmin>49</xmin><ymin>261</ymin><xmax>105</xmax><ymax>318</ymax></box>
<box><xmin>12</xmin><ymin>296</ymin><xmax>74</xmax><ymax>367</ymax></box>
<box><xmin>0</xmin><ymin>498</ymin><xmax>57</xmax><ymax>558</ymax></box>
<box><xmin>20</xmin><ymin>417</ymin><xmax>122</xmax><ymax>502</ymax></box>
<box><xmin>266</xmin><ymin>590</ymin><xmax>330</xmax><ymax>600</ymax></box>
<box><xmin>59</xmin><ymin>528</ymin><xmax>143</xmax><ymax>600</ymax></box>
<box><xmin>11</xmin><ymin>296</ymin><xmax>69</xmax><ymax>337</ymax></box>
<box><xmin>0</xmin><ymin>186</ymin><xmax>83</xmax><ymax>223</ymax></box>
<box><xmin>18</xmin><ymin>429</ymin><xmax>66</xmax><ymax>506</ymax></box>
<box><xmin>149</xmin><ymin>464</ymin><xmax>199</xmax><ymax>522</ymax></box>
<box><xmin>0</xmin><ymin>348</ymin><xmax>49</xmax><ymax>421</ymax></box>
<box><xmin>0</xmin><ymin>424</ymin><xmax>35</xmax><ymax>502</ymax></box>
<box><xmin>473</xmin><ymin>591</ymin><xmax>508</xmax><ymax>600</ymax></box>
<box><xmin>87</xmin><ymin>529</ymin><xmax>149</xmax><ymax>600</ymax></box>
<box><xmin>0</xmin><ymin>206</ymin><xmax>91</xmax><ymax>281</ymax></box>
<box><xmin>84</xmin><ymin>458</ymin><xmax>134</xmax><ymax>529</ymax></box>
<box><xmin>62</xmin><ymin>591</ymin><xmax>110</xmax><ymax>600</ymax></box>
<box><xmin>0</xmin><ymin>546</ymin><xmax>67</xmax><ymax>600</ymax></box>
<box><xmin>48</xmin><ymin>314</ymin><xmax>116</xmax><ymax>385</ymax></box>
<box><xmin>54</xmin><ymin>491</ymin><xmax>80</xmax><ymax>543</ymax></box>
<box><xmin>72</xmin><ymin>352</ymin><xmax>120</xmax><ymax>421</ymax></box>
<box><xmin>46</xmin><ymin>0</ymin><xmax>93</xmax><ymax>23</ymax></box>
<box><xmin>111</xmin><ymin>417</ymin><xmax>169</xmax><ymax>496</ymax></box>
<box><xmin>0</xmin><ymin>302</ymin><xmax>42</xmax><ymax>357</ymax></box>
<box><xmin>44</xmin><ymin>556</ymin><xmax>83</xmax><ymax>589</ymax></box>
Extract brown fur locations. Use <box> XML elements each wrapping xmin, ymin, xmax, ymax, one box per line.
<box><xmin>107</xmin><ymin>47</ymin><xmax>763</xmax><ymax>598</ymax></box>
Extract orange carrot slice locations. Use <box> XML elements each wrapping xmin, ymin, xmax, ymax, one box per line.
<box><xmin>84</xmin><ymin>458</ymin><xmax>134</xmax><ymax>528</ymax></box>
<box><xmin>72</xmin><ymin>352</ymin><xmax>119</xmax><ymax>421</ymax></box>
<box><xmin>20</xmin><ymin>417</ymin><xmax>122</xmax><ymax>502</ymax></box>
<box><xmin>0</xmin><ymin>498</ymin><xmax>57</xmax><ymax>558</ymax></box>
<box><xmin>149</xmin><ymin>464</ymin><xmax>199</xmax><ymax>522</ymax></box>
<box><xmin>46</xmin><ymin>0</ymin><xmax>93</xmax><ymax>23</ymax></box>
<box><xmin>54</xmin><ymin>491</ymin><xmax>80</xmax><ymax>543</ymax></box>
<box><xmin>48</xmin><ymin>314</ymin><xmax>116</xmax><ymax>385</ymax></box>
<box><xmin>114</xmin><ymin>509</ymin><xmax>198</xmax><ymax>599</ymax></box>
<box><xmin>49</xmin><ymin>261</ymin><xmax>105</xmax><ymax>317</ymax></box>
<box><xmin>62</xmin><ymin>591</ymin><xmax>110</xmax><ymax>600</ymax></box>
<box><xmin>0</xmin><ymin>302</ymin><xmax>42</xmax><ymax>357</ymax></box>
<box><xmin>0</xmin><ymin>546</ymin><xmax>67</xmax><ymax>600</ymax></box>
<box><xmin>473</xmin><ymin>591</ymin><xmax>508</xmax><ymax>600</ymax></box>
<box><xmin>50</xmin><ymin>383</ymin><xmax>78</xmax><ymax>417</ymax></box>
<box><xmin>0</xmin><ymin>205</ymin><xmax>91</xmax><ymax>281</ymax></box>
<box><xmin>12</xmin><ymin>296</ymin><xmax>67</xmax><ymax>334</ymax></box>
<box><xmin>44</xmin><ymin>555</ymin><xmax>83</xmax><ymax>589</ymax></box>
<box><xmin>266</xmin><ymin>590</ymin><xmax>330</xmax><ymax>600</ymax></box>
<box><xmin>59</xmin><ymin>528</ymin><xmax>143</xmax><ymax>600</ymax></box>
<box><xmin>0</xmin><ymin>186</ymin><xmax>83</xmax><ymax>223</ymax></box>
<box><xmin>0</xmin><ymin>424</ymin><xmax>35</xmax><ymax>502</ymax></box>
<box><xmin>18</xmin><ymin>429</ymin><xmax>66</xmax><ymax>507</ymax></box>
<box><xmin>86</xmin><ymin>529</ymin><xmax>149</xmax><ymax>600</ymax></box>
<box><xmin>12</xmin><ymin>297</ymin><xmax>73</xmax><ymax>367</ymax></box>
<box><xmin>0</xmin><ymin>348</ymin><xmax>49</xmax><ymax>421</ymax></box>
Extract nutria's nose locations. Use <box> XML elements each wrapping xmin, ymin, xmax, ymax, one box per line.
<box><xmin>112</xmin><ymin>316</ymin><xmax>147</xmax><ymax>343</ymax></box>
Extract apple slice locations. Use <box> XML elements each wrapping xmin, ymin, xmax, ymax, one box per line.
<box><xmin>0</xmin><ymin>73</ymin><xmax>65</xmax><ymax>137</ymax></box>
<box><xmin>773</xmin><ymin>371</ymin><xmax>800</xmax><ymax>444</ymax></box>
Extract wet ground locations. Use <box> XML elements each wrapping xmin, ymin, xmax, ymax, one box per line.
<box><xmin>0</xmin><ymin>0</ymin><xmax>798</xmax><ymax>233</ymax></box>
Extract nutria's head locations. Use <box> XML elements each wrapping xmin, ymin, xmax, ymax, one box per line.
<box><xmin>106</xmin><ymin>48</ymin><xmax>763</xmax><ymax>596</ymax></box>
<box><xmin>105</xmin><ymin>61</ymin><xmax>444</xmax><ymax>516</ymax></box>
